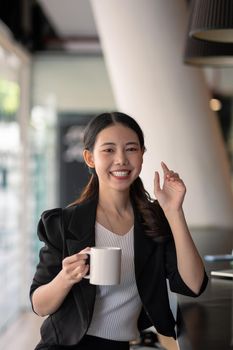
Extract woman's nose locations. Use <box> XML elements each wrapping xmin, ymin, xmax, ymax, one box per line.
<box><xmin>114</xmin><ymin>151</ymin><xmax>129</xmax><ymax>165</ymax></box>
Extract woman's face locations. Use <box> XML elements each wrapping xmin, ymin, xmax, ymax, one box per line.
<box><xmin>84</xmin><ymin>123</ymin><xmax>144</xmax><ymax>193</ymax></box>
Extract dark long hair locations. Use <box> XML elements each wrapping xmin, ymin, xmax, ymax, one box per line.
<box><xmin>71</xmin><ymin>111</ymin><xmax>166</xmax><ymax>240</ymax></box>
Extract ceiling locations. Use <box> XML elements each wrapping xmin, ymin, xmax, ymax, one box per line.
<box><xmin>0</xmin><ymin>0</ymin><xmax>99</xmax><ymax>52</ymax></box>
<box><xmin>37</xmin><ymin>0</ymin><xmax>101</xmax><ymax>52</ymax></box>
<box><xmin>0</xmin><ymin>0</ymin><xmax>232</xmax><ymax>95</ymax></box>
<box><xmin>38</xmin><ymin>0</ymin><xmax>97</xmax><ymax>38</ymax></box>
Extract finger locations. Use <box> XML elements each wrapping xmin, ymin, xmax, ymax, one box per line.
<box><xmin>73</xmin><ymin>263</ymin><xmax>89</xmax><ymax>280</ymax></box>
<box><xmin>166</xmin><ymin>172</ymin><xmax>179</xmax><ymax>180</ymax></box>
<box><xmin>63</xmin><ymin>258</ymin><xmax>87</xmax><ymax>275</ymax></box>
<box><xmin>73</xmin><ymin>263</ymin><xmax>87</xmax><ymax>275</ymax></box>
<box><xmin>161</xmin><ymin>161</ymin><xmax>170</xmax><ymax>175</ymax></box>
<box><xmin>80</xmin><ymin>247</ymin><xmax>91</xmax><ymax>254</ymax></box>
<box><xmin>66</xmin><ymin>258</ymin><xmax>87</xmax><ymax>275</ymax></box>
<box><xmin>78</xmin><ymin>264</ymin><xmax>90</xmax><ymax>281</ymax></box>
<box><xmin>154</xmin><ymin>171</ymin><xmax>161</xmax><ymax>195</ymax></box>
<box><xmin>71</xmin><ymin>247</ymin><xmax>91</xmax><ymax>260</ymax></box>
<box><xmin>82</xmin><ymin>264</ymin><xmax>90</xmax><ymax>277</ymax></box>
<box><xmin>63</xmin><ymin>253</ymin><xmax>88</xmax><ymax>267</ymax></box>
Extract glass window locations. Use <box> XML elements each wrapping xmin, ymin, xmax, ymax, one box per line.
<box><xmin>0</xmin><ymin>77</ymin><xmax>21</xmax><ymax>330</ymax></box>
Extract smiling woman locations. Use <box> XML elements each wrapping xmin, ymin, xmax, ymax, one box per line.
<box><xmin>30</xmin><ymin>111</ymin><xmax>208</xmax><ymax>350</ymax></box>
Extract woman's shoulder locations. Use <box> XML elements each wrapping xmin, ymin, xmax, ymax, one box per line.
<box><xmin>38</xmin><ymin>197</ymin><xmax>97</xmax><ymax>240</ymax></box>
<box><xmin>40</xmin><ymin>205</ymin><xmax>78</xmax><ymax>235</ymax></box>
<box><xmin>40</xmin><ymin>207</ymin><xmax>65</xmax><ymax>230</ymax></box>
<box><xmin>41</xmin><ymin>199</ymin><xmax>91</xmax><ymax>222</ymax></box>
<box><xmin>38</xmin><ymin>208</ymin><xmax>63</xmax><ymax>247</ymax></box>
<box><xmin>41</xmin><ymin>207</ymin><xmax>62</xmax><ymax>220</ymax></box>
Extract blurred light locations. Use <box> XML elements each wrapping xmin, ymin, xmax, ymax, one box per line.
<box><xmin>209</xmin><ymin>98</ymin><xmax>222</xmax><ymax>112</ymax></box>
<box><xmin>0</xmin><ymin>46</ymin><xmax>6</xmax><ymax>62</ymax></box>
<box><xmin>6</xmin><ymin>53</ymin><xmax>21</xmax><ymax>69</ymax></box>
<box><xmin>31</xmin><ymin>106</ymin><xmax>47</xmax><ymax>130</ymax></box>
<box><xmin>0</xmin><ymin>122</ymin><xmax>20</xmax><ymax>151</ymax></box>
<box><xmin>0</xmin><ymin>79</ymin><xmax>20</xmax><ymax>114</ymax></box>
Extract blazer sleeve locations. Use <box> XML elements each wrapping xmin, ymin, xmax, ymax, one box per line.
<box><xmin>165</xmin><ymin>236</ymin><xmax>208</xmax><ymax>297</ymax></box>
<box><xmin>29</xmin><ymin>208</ymin><xmax>64</xmax><ymax>305</ymax></box>
<box><xmin>155</xmin><ymin>201</ymin><xmax>208</xmax><ymax>297</ymax></box>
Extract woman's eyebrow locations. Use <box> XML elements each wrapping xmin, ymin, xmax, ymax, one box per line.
<box><xmin>100</xmin><ymin>141</ymin><xmax>139</xmax><ymax>147</ymax></box>
<box><xmin>100</xmin><ymin>142</ymin><xmax>115</xmax><ymax>147</ymax></box>
<box><xmin>125</xmin><ymin>142</ymin><xmax>140</xmax><ymax>146</ymax></box>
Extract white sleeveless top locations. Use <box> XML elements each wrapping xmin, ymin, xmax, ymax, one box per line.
<box><xmin>86</xmin><ymin>222</ymin><xmax>142</xmax><ymax>341</ymax></box>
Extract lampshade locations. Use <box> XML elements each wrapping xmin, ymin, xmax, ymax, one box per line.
<box><xmin>189</xmin><ymin>0</ymin><xmax>233</xmax><ymax>43</ymax></box>
<box><xmin>184</xmin><ymin>36</ymin><xmax>233</xmax><ymax>67</ymax></box>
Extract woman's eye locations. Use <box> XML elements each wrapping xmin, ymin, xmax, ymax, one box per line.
<box><xmin>103</xmin><ymin>148</ymin><xmax>114</xmax><ymax>153</ymax></box>
<box><xmin>126</xmin><ymin>147</ymin><xmax>137</xmax><ymax>152</ymax></box>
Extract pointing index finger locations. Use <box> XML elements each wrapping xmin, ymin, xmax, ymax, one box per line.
<box><xmin>161</xmin><ymin>161</ymin><xmax>170</xmax><ymax>174</ymax></box>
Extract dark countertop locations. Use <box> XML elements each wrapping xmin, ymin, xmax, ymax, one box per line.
<box><xmin>177</xmin><ymin>227</ymin><xmax>233</xmax><ymax>350</ymax></box>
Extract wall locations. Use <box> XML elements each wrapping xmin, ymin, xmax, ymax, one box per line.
<box><xmin>32</xmin><ymin>54</ymin><xmax>116</xmax><ymax>112</ymax></box>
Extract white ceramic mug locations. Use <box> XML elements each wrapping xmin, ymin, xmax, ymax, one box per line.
<box><xmin>84</xmin><ymin>247</ymin><xmax>121</xmax><ymax>285</ymax></box>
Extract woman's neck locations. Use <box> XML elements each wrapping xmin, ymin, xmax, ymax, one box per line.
<box><xmin>97</xmin><ymin>188</ymin><xmax>134</xmax><ymax>235</ymax></box>
<box><xmin>98</xmin><ymin>189</ymin><xmax>131</xmax><ymax>215</ymax></box>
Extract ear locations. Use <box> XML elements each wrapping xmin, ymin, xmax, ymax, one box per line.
<box><xmin>141</xmin><ymin>147</ymin><xmax>145</xmax><ymax>163</ymax></box>
<box><xmin>83</xmin><ymin>149</ymin><xmax>95</xmax><ymax>169</ymax></box>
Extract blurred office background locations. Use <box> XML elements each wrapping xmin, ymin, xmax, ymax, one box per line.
<box><xmin>0</xmin><ymin>1</ymin><xmax>232</xmax><ymax>349</ymax></box>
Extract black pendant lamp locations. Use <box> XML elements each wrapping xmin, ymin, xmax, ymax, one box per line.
<box><xmin>184</xmin><ymin>36</ymin><xmax>233</xmax><ymax>67</ymax></box>
<box><xmin>189</xmin><ymin>0</ymin><xmax>233</xmax><ymax>43</ymax></box>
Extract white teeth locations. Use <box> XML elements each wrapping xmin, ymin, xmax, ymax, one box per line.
<box><xmin>111</xmin><ymin>171</ymin><xmax>130</xmax><ymax>177</ymax></box>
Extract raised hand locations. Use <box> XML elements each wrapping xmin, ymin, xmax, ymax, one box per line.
<box><xmin>154</xmin><ymin>161</ymin><xmax>186</xmax><ymax>213</ymax></box>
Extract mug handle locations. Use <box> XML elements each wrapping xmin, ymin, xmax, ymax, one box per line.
<box><xmin>83</xmin><ymin>250</ymin><xmax>91</xmax><ymax>279</ymax></box>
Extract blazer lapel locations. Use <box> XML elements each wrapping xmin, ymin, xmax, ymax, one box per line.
<box><xmin>133</xmin><ymin>201</ymin><xmax>155</xmax><ymax>279</ymax></box>
<box><xmin>66</xmin><ymin>196</ymin><xmax>98</xmax><ymax>254</ymax></box>
<box><xmin>64</xmin><ymin>197</ymin><xmax>98</xmax><ymax>327</ymax></box>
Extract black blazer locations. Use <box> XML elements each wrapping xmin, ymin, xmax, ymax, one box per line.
<box><xmin>30</xmin><ymin>196</ymin><xmax>208</xmax><ymax>349</ymax></box>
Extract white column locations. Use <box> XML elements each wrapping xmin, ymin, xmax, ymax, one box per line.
<box><xmin>90</xmin><ymin>0</ymin><xmax>233</xmax><ymax>227</ymax></box>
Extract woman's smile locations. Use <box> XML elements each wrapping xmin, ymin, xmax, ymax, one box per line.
<box><xmin>110</xmin><ymin>170</ymin><xmax>131</xmax><ymax>179</ymax></box>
